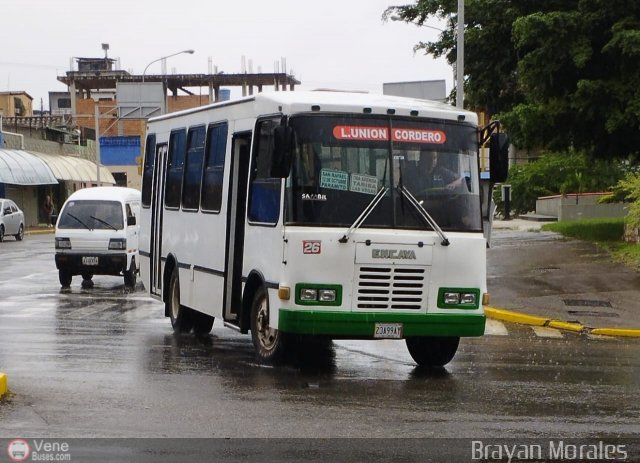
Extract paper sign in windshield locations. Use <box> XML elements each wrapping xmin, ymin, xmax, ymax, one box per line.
<box><xmin>350</xmin><ymin>174</ymin><xmax>378</xmax><ymax>195</ymax></box>
<box><xmin>320</xmin><ymin>169</ymin><xmax>349</xmax><ymax>191</ymax></box>
<box><xmin>333</xmin><ymin>125</ymin><xmax>446</xmax><ymax>144</ymax></box>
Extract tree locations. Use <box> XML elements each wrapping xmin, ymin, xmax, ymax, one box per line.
<box><xmin>384</xmin><ymin>1</ymin><xmax>640</xmax><ymax>159</ymax></box>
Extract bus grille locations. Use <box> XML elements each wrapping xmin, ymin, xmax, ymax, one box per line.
<box><xmin>356</xmin><ymin>266</ymin><xmax>427</xmax><ymax>310</ymax></box>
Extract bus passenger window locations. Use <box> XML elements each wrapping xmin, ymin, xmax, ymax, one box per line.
<box><xmin>165</xmin><ymin>128</ymin><xmax>187</xmax><ymax>209</ymax></box>
<box><xmin>182</xmin><ymin>125</ymin><xmax>206</xmax><ymax>210</ymax></box>
<box><xmin>248</xmin><ymin>119</ymin><xmax>281</xmax><ymax>225</ymax></box>
<box><xmin>201</xmin><ymin>123</ymin><xmax>228</xmax><ymax>213</ymax></box>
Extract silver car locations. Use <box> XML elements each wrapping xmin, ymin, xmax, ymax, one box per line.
<box><xmin>0</xmin><ymin>198</ymin><xmax>25</xmax><ymax>242</ymax></box>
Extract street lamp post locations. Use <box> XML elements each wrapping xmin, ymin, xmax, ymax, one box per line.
<box><xmin>456</xmin><ymin>0</ymin><xmax>464</xmax><ymax>109</ymax></box>
<box><xmin>142</xmin><ymin>49</ymin><xmax>195</xmax><ymax>82</ymax></box>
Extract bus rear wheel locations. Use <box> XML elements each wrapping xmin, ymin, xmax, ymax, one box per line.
<box><xmin>193</xmin><ymin>312</ymin><xmax>215</xmax><ymax>335</ymax></box>
<box><xmin>405</xmin><ymin>336</ymin><xmax>460</xmax><ymax>367</ymax></box>
<box><xmin>167</xmin><ymin>268</ymin><xmax>193</xmax><ymax>333</ymax></box>
<box><xmin>250</xmin><ymin>286</ymin><xmax>286</xmax><ymax>364</ymax></box>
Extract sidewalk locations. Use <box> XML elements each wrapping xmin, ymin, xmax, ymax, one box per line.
<box><xmin>487</xmin><ymin>220</ymin><xmax>640</xmax><ymax>337</ymax></box>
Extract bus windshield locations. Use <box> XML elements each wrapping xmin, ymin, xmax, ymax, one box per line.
<box><xmin>285</xmin><ymin>115</ymin><xmax>481</xmax><ymax>232</ymax></box>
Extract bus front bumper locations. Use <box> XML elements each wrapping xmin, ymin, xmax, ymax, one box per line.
<box><xmin>278</xmin><ymin>310</ymin><xmax>485</xmax><ymax>338</ymax></box>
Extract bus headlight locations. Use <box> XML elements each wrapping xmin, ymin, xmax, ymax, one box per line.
<box><xmin>438</xmin><ymin>288</ymin><xmax>480</xmax><ymax>309</ymax></box>
<box><xmin>460</xmin><ymin>293</ymin><xmax>477</xmax><ymax>305</ymax></box>
<box><xmin>296</xmin><ymin>284</ymin><xmax>342</xmax><ymax>306</ymax></box>
<box><xmin>300</xmin><ymin>288</ymin><xmax>318</xmax><ymax>301</ymax></box>
<box><xmin>444</xmin><ymin>292</ymin><xmax>460</xmax><ymax>305</ymax></box>
<box><xmin>318</xmin><ymin>289</ymin><xmax>336</xmax><ymax>302</ymax></box>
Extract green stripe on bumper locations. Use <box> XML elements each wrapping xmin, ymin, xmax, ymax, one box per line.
<box><xmin>278</xmin><ymin>309</ymin><xmax>485</xmax><ymax>338</ymax></box>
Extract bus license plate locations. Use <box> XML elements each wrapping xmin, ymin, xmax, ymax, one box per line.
<box><xmin>374</xmin><ymin>323</ymin><xmax>403</xmax><ymax>339</ymax></box>
<box><xmin>82</xmin><ymin>256</ymin><xmax>99</xmax><ymax>266</ymax></box>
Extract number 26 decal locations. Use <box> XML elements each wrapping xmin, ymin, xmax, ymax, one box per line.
<box><xmin>302</xmin><ymin>240</ymin><xmax>321</xmax><ymax>254</ymax></box>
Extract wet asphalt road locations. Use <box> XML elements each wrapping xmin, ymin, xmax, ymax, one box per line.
<box><xmin>0</xmin><ymin>233</ymin><xmax>639</xmax><ymax>457</ymax></box>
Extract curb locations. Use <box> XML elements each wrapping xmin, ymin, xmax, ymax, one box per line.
<box><xmin>25</xmin><ymin>229</ymin><xmax>55</xmax><ymax>236</ymax></box>
<box><xmin>0</xmin><ymin>372</ymin><xmax>7</xmax><ymax>399</ymax></box>
<box><xmin>485</xmin><ymin>306</ymin><xmax>640</xmax><ymax>338</ymax></box>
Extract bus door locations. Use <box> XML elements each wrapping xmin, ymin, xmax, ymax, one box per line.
<box><xmin>223</xmin><ymin>132</ymin><xmax>251</xmax><ymax>323</ymax></box>
<box><xmin>150</xmin><ymin>143</ymin><xmax>168</xmax><ymax>297</ymax></box>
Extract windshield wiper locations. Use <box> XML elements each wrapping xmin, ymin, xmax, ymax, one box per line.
<box><xmin>397</xmin><ymin>185</ymin><xmax>450</xmax><ymax>246</ymax></box>
<box><xmin>90</xmin><ymin>215</ymin><xmax>118</xmax><ymax>231</ymax></box>
<box><xmin>338</xmin><ymin>186</ymin><xmax>389</xmax><ymax>243</ymax></box>
<box><xmin>65</xmin><ymin>213</ymin><xmax>92</xmax><ymax>231</ymax></box>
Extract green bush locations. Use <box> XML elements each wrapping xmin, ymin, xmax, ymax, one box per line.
<box><xmin>611</xmin><ymin>173</ymin><xmax>640</xmax><ymax>230</ymax></box>
<box><xmin>493</xmin><ymin>151</ymin><xmax>625</xmax><ymax>215</ymax></box>
<box><xmin>542</xmin><ymin>218</ymin><xmax>625</xmax><ymax>242</ymax></box>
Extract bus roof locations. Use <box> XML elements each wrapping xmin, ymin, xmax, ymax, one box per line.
<box><xmin>148</xmin><ymin>90</ymin><xmax>478</xmax><ymax>125</ymax></box>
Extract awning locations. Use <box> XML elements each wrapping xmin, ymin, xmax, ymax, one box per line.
<box><xmin>27</xmin><ymin>151</ymin><xmax>116</xmax><ymax>185</ymax></box>
<box><xmin>0</xmin><ymin>149</ymin><xmax>59</xmax><ymax>185</ymax></box>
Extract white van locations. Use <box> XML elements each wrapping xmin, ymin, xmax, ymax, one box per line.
<box><xmin>54</xmin><ymin>187</ymin><xmax>141</xmax><ymax>288</ymax></box>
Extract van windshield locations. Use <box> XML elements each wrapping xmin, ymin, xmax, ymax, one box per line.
<box><xmin>58</xmin><ymin>200</ymin><xmax>124</xmax><ymax>230</ymax></box>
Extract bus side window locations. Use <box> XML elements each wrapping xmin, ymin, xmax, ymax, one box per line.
<box><xmin>165</xmin><ymin>128</ymin><xmax>187</xmax><ymax>209</ymax></box>
<box><xmin>182</xmin><ymin>125</ymin><xmax>206</xmax><ymax>211</ymax></box>
<box><xmin>201</xmin><ymin>122</ymin><xmax>229</xmax><ymax>213</ymax></box>
<box><xmin>248</xmin><ymin>119</ymin><xmax>281</xmax><ymax>225</ymax></box>
<box><xmin>141</xmin><ymin>133</ymin><xmax>156</xmax><ymax>208</ymax></box>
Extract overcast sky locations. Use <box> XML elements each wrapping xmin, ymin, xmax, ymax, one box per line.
<box><xmin>1</xmin><ymin>0</ymin><xmax>451</xmax><ymax>109</ymax></box>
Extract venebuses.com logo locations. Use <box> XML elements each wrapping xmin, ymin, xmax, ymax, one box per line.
<box><xmin>6</xmin><ymin>439</ymin><xmax>30</xmax><ymax>462</ymax></box>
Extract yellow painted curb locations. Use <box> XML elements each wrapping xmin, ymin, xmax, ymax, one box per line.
<box><xmin>547</xmin><ymin>320</ymin><xmax>585</xmax><ymax>332</ymax></box>
<box><xmin>590</xmin><ymin>328</ymin><xmax>640</xmax><ymax>337</ymax></box>
<box><xmin>484</xmin><ymin>307</ymin><xmax>548</xmax><ymax>326</ymax></box>
<box><xmin>0</xmin><ymin>372</ymin><xmax>7</xmax><ymax>399</ymax></box>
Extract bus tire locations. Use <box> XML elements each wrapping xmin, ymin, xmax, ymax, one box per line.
<box><xmin>250</xmin><ymin>285</ymin><xmax>286</xmax><ymax>364</ymax></box>
<box><xmin>405</xmin><ymin>336</ymin><xmax>460</xmax><ymax>367</ymax></box>
<box><xmin>167</xmin><ymin>268</ymin><xmax>193</xmax><ymax>333</ymax></box>
<box><xmin>193</xmin><ymin>312</ymin><xmax>215</xmax><ymax>335</ymax></box>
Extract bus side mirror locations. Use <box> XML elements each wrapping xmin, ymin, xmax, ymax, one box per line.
<box><xmin>489</xmin><ymin>133</ymin><xmax>509</xmax><ymax>183</ymax></box>
<box><xmin>271</xmin><ymin>125</ymin><xmax>294</xmax><ymax>178</ymax></box>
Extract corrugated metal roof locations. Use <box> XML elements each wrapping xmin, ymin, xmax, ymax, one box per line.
<box><xmin>0</xmin><ymin>149</ymin><xmax>58</xmax><ymax>185</ymax></box>
<box><xmin>27</xmin><ymin>151</ymin><xmax>116</xmax><ymax>184</ymax></box>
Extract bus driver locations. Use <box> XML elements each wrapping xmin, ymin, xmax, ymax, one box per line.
<box><xmin>419</xmin><ymin>151</ymin><xmax>464</xmax><ymax>191</ymax></box>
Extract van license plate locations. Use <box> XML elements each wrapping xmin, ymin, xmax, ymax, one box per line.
<box><xmin>82</xmin><ymin>256</ymin><xmax>99</xmax><ymax>266</ymax></box>
<box><xmin>374</xmin><ymin>323</ymin><xmax>403</xmax><ymax>339</ymax></box>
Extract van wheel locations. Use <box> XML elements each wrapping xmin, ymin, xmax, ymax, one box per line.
<box><xmin>167</xmin><ymin>268</ymin><xmax>193</xmax><ymax>333</ymax></box>
<box><xmin>405</xmin><ymin>336</ymin><xmax>460</xmax><ymax>367</ymax></box>
<box><xmin>193</xmin><ymin>312</ymin><xmax>215</xmax><ymax>335</ymax></box>
<box><xmin>15</xmin><ymin>224</ymin><xmax>24</xmax><ymax>241</ymax></box>
<box><xmin>124</xmin><ymin>259</ymin><xmax>136</xmax><ymax>288</ymax></box>
<box><xmin>250</xmin><ymin>285</ymin><xmax>286</xmax><ymax>364</ymax></box>
<box><xmin>59</xmin><ymin>270</ymin><xmax>72</xmax><ymax>287</ymax></box>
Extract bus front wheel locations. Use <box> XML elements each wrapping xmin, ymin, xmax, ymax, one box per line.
<box><xmin>250</xmin><ymin>286</ymin><xmax>286</xmax><ymax>364</ymax></box>
<box><xmin>167</xmin><ymin>268</ymin><xmax>193</xmax><ymax>333</ymax></box>
<box><xmin>405</xmin><ymin>336</ymin><xmax>460</xmax><ymax>367</ymax></box>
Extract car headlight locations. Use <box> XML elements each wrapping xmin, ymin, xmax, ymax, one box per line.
<box><xmin>108</xmin><ymin>238</ymin><xmax>127</xmax><ymax>250</ymax></box>
<box><xmin>55</xmin><ymin>237</ymin><xmax>71</xmax><ymax>249</ymax></box>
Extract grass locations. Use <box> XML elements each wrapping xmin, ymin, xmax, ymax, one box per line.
<box><xmin>542</xmin><ymin>217</ymin><xmax>640</xmax><ymax>270</ymax></box>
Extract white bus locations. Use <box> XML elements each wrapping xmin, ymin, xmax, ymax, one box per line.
<box><xmin>139</xmin><ymin>91</ymin><xmax>508</xmax><ymax>366</ymax></box>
